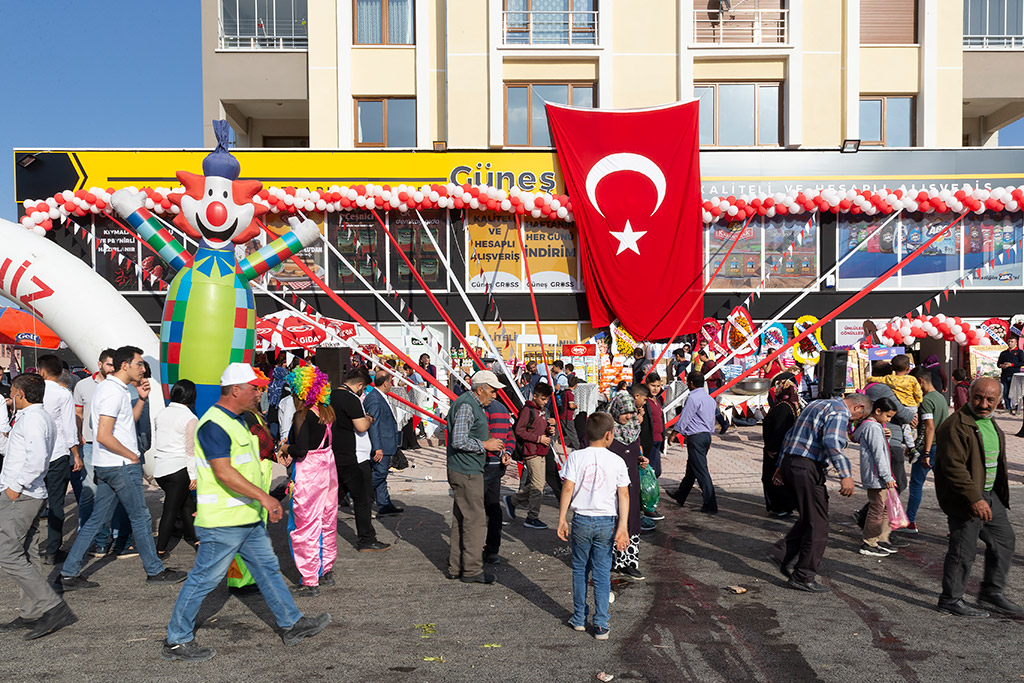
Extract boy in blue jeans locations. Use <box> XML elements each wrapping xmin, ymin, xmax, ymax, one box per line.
<box><xmin>556</xmin><ymin>413</ymin><xmax>630</xmax><ymax>640</ymax></box>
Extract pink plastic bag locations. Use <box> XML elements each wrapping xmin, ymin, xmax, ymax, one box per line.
<box><xmin>887</xmin><ymin>487</ymin><xmax>909</xmax><ymax>531</ymax></box>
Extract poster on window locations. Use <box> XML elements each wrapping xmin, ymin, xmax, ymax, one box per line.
<box><xmin>764</xmin><ymin>215</ymin><xmax>817</xmax><ymax>288</ymax></box>
<box><xmin>900</xmin><ymin>213</ymin><xmax>962</xmax><ymax>289</ymax></box>
<box><xmin>466</xmin><ymin>213</ymin><xmax>523</xmax><ymax>292</ymax></box>
<box><xmin>388</xmin><ymin>210</ymin><xmax>447</xmax><ymax>291</ymax></box>
<box><xmin>707</xmin><ymin>220</ymin><xmax>760</xmax><ymax>289</ymax></box>
<box><xmin>961</xmin><ymin>214</ymin><xmax>1023</xmax><ymax>288</ymax></box>
<box><xmin>328</xmin><ymin>211</ymin><xmax>385</xmax><ymax>291</ymax></box>
<box><xmin>521</xmin><ymin>222</ymin><xmax>579</xmax><ymax>291</ymax></box>
<box><xmin>836</xmin><ymin>214</ymin><xmax>900</xmax><ymax>290</ymax></box>
<box><xmin>265</xmin><ymin>213</ymin><xmax>326</xmax><ymax>291</ymax></box>
<box><xmin>94</xmin><ymin>218</ymin><xmax>139</xmax><ymax>291</ymax></box>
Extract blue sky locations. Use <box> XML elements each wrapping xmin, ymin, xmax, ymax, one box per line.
<box><xmin>0</xmin><ymin>1</ymin><xmax>203</xmax><ymax>223</ymax></box>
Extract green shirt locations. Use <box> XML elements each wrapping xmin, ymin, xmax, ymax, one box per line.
<box><xmin>919</xmin><ymin>390</ymin><xmax>948</xmax><ymax>442</ymax></box>
<box><xmin>974</xmin><ymin>414</ymin><xmax>1000</xmax><ymax>491</ymax></box>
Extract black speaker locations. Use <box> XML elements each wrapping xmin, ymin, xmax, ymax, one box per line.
<box><xmin>315</xmin><ymin>347</ymin><xmax>352</xmax><ymax>388</ymax></box>
<box><xmin>819</xmin><ymin>350</ymin><xmax>848</xmax><ymax>398</ymax></box>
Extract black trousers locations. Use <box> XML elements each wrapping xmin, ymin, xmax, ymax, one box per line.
<box><xmin>674</xmin><ymin>432</ymin><xmax>717</xmax><ymax>511</ymax></box>
<box><xmin>940</xmin><ymin>492</ymin><xmax>1016</xmax><ymax>604</ymax></box>
<box><xmin>483</xmin><ymin>464</ymin><xmax>505</xmax><ymax>556</ymax></box>
<box><xmin>778</xmin><ymin>456</ymin><xmax>829</xmax><ymax>584</ymax></box>
<box><xmin>155</xmin><ymin>468</ymin><xmax>197</xmax><ymax>551</ymax></box>
<box><xmin>43</xmin><ymin>454</ymin><xmax>71</xmax><ymax>556</ymax></box>
<box><xmin>761</xmin><ymin>448</ymin><xmax>795</xmax><ymax>514</ymax></box>
<box><xmin>337</xmin><ymin>460</ymin><xmax>377</xmax><ymax>547</ymax></box>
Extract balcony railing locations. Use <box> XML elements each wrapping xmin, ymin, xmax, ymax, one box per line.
<box><xmin>219</xmin><ymin>18</ymin><xmax>308</xmax><ymax>50</ymax></box>
<box><xmin>693</xmin><ymin>8</ymin><xmax>788</xmax><ymax>46</ymax></box>
<box><xmin>502</xmin><ymin>10</ymin><xmax>598</xmax><ymax>46</ymax></box>
<box><xmin>963</xmin><ymin>34</ymin><xmax>1024</xmax><ymax>48</ymax></box>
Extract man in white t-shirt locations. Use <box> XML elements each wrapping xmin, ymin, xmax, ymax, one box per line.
<box><xmin>72</xmin><ymin>348</ymin><xmax>116</xmax><ymax>549</ymax></box>
<box><xmin>556</xmin><ymin>413</ymin><xmax>630</xmax><ymax>641</ymax></box>
<box><xmin>36</xmin><ymin>355</ymin><xmax>82</xmax><ymax>565</ymax></box>
<box><xmin>60</xmin><ymin>346</ymin><xmax>186</xmax><ymax>591</ymax></box>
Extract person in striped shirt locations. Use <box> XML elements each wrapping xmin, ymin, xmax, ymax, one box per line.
<box><xmin>483</xmin><ymin>397</ymin><xmax>516</xmax><ymax>565</ymax></box>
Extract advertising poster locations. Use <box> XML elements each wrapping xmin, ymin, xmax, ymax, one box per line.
<box><xmin>265</xmin><ymin>213</ymin><xmax>326</xmax><ymax>291</ymax></box>
<box><xmin>95</xmin><ymin>218</ymin><xmax>139</xmax><ymax>291</ymax></box>
<box><xmin>708</xmin><ymin>219</ymin><xmax>760</xmax><ymax>289</ymax></box>
<box><xmin>962</xmin><ymin>214</ymin><xmax>1023</xmax><ymax>289</ymax></box>
<box><xmin>900</xmin><ymin>214</ymin><xmax>962</xmax><ymax>289</ymax></box>
<box><xmin>970</xmin><ymin>344</ymin><xmax>1008</xmax><ymax>379</ymax></box>
<box><xmin>465</xmin><ymin>213</ymin><xmax>522</xmax><ymax>292</ymax></box>
<box><xmin>328</xmin><ymin>211</ymin><xmax>385</xmax><ymax>291</ymax></box>
<box><xmin>835</xmin><ymin>319</ymin><xmax>888</xmax><ymax>347</ymax></box>
<box><xmin>836</xmin><ymin>214</ymin><xmax>900</xmax><ymax>289</ymax></box>
<box><xmin>521</xmin><ymin>222</ymin><xmax>579</xmax><ymax>291</ymax></box>
<box><xmin>389</xmin><ymin>210</ymin><xmax>447</xmax><ymax>291</ymax></box>
<box><xmin>764</xmin><ymin>215</ymin><xmax>817</xmax><ymax>289</ymax></box>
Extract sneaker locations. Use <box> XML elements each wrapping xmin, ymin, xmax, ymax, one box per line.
<box><xmin>357</xmin><ymin>540</ymin><xmax>391</xmax><ymax>552</ymax></box>
<box><xmin>858</xmin><ymin>543</ymin><xmax>890</xmax><ymax>557</ymax></box>
<box><xmin>895</xmin><ymin>522</ymin><xmax>919</xmax><ymax>534</ymax></box>
<box><xmin>460</xmin><ymin>572</ymin><xmax>496</xmax><ymax>584</ymax></box>
<box><xmin>523</xmin><ymin>518</ymin><xmax>548</xmax><ymax>530</ymax></box>
<box><xmin>320</xmin><ymin>571</ymin><xmax>336</xmax><ymax>587</ymax></box>
<box><xmin>162</xmin><ymin>639</ymin><xmax>217</xmax><ymax>662</ymax></box>
<box><xmin>281</xmin><ymin>613</ymin><xmax>332</xmax><ymax>647</ymax></box>
<box><xmin>503</xmin><ymin>495</ymin><xmax>516</xmax><ymax>520</ymax></box>
<box><xmin>876</xmin><ymin>541</ymin><xmax>901</xmax><ymax>554</ymax></box>
<box><xmin>639</xmin><ymin>517</ymin><xmax>657</xmax><ymax>533</ymax></box>
<box><xmin>292</xmin><ymin>584</ymin><xmax>321</xmax><ymax>598</ymax></box>
<box><xmin>24</xmin><ymin>601</ymin><xmax>76</xmax><ymax>641</ymax></box>
<box><xmin>147</xmin><ymin>569</ymin><xmax>188</xmax><ymax>585</ymax></box>
<box><xmin>617</xmin><ymin>566</ymin><xmax>645</xmax><ymax>581</ymax></box>
<box><xmin>88</xmin><ymin>544</ymin><xmax>110</xmax><ymax>558</ymax></box>
<box><xmin>643</xmin><ymin>509</ymin><xmax>665</xmax><ymax>521</ymax></box>
<box><xmin>594</xmin><ymin>626</ymin><xmax>610</xmax><ymax>640</ymax></box>
<box><xmin>59</xmin><ymin>575</ymin><xmax>99</xmax><ymax>592</ymax></box>
<box><xmin>483</xmin><ymin>553</ymin><xmax>501</xmax><ymax>565</ymax></box>
<box><xmin>881</xmin><ymin>538</ymin><xmax>910</xmax><ymax>549</ymax></box>
<box><xmin>569</xmin><ymin>621</ymin><xmax>586</xmax><ymax>632</ymax></box>
<box><xmin>113</xmin><ymin>546</ymin><xmax>140</xmax><ymax>559</ymax></box>
<box><xmin>0</xmin><ymin>616</ymin><xmax>37</xmax><ymax>632</ymax></box>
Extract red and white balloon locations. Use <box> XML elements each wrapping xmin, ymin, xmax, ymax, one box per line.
<box><xmin>880</xmin><ymin>314</ymin><xmax>990</xmax><ymax>348</ymax></box>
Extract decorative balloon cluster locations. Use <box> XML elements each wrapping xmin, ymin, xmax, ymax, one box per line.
<box><xmin>880</xmin><ymin>314</ymin><xmax>991</xmax><ymax>348</ymax></box>
<box><xmin>700</xmin><ymin>185</ymin><xmax>1024</xmax><ymax>225</ymax></box>
<box><xmin>24</xmin><ymin>183</ymin><xmax>1024</xmax><ymax>233</ymax></box>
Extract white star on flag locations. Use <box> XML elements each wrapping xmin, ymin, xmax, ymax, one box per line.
<box><xmin>609</xmin><ymin>220</ymin><xmax>647</xmax><ymax>255</ymax></box>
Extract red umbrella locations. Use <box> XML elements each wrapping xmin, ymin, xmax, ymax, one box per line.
<box><xmin>255</xmin><ymin>311</ymin><xmax>356</xmax><ymax>351</ymax></box>
<box><xmin>0</xmin><ymin>306</ymin><xmax>61</xmax><ymax>349</ymax></box>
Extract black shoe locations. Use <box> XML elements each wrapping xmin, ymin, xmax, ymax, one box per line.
<box><xmin>445</xmin><ymin>572</ymin><xmax>462</xmax><ymax>580</ymax></box>
<box><xmin>523</xmin><ymin>518</ymin><xmax>548</xmax><ymax>530</ymax></box>
<box><xmin>339</xmin><ymin>497</ymin><xmax>350</xmax><ymax>508</ymax></box>
<box><xmin>147</xmin><ymin>568</ymin><xmax>187</xmax><ymax>585</ymax></box>
<box><xmin>616</xmin><ymin>566</ymin><xmax>645</xmax><ymax>581</ymax></box>
<box><xmin>460</xmin><ymin>572</ymin><xmax>496</xmax><ymax>584</ymax></box>
<box><xmin>858</xmin><ymin>543</ymin><xmax>891</xmax><ymax>557</ymax></box>
<box><xmin>718</xmin><ymin>421</ymin><xmax>729</xmax><ymax>435</ymax></box>
<box><xmin>670</xmin><ymin>493</ymin><xmax>686</xmax><ymax>507</ymax></box>
<box><xmin>357</xmin><ymin>540</ymin><xmax>391</xmax><ymax>552</ymax></box>
<box><xmin>503</xmin><ymin>494</ymin><xmax>516</xmax><ymax>520</ymax></box>
<box><xmin>320</xmin><ymin>571</ymin><xmax>336</xmax><ymax>587</ymax></box>
<box><xmin>24</xmin><ymin>601</ymin><xmax>76</xmax><ymax>640</ymax></box>
<box><xmin>0</xmin><ymin>616</ymin><xmax>37</xmax><ymax>632</ymax></box>
<box><xmin>639</xmin><ymin>517</ymin><xmax>657</xmax><ymax>533</ymax></box>
<box><xmin>42</xmin><ymin>550</ymin><xmax>67</xmax><ymax>565</ymax></box>
<box><xmin>292</xmin><ymin>585</ymin><xmax>321</xmax><ymax>598</ymax></box>
<box><xmin>769</xmin><ymin>511</ymin><xmax>796</xmax><ymax>519</ymax></box>
<box><xmin>851</xmin><ymin>510</ymin><xmax>867</xmax><ymax>529</ymax></box>
<box><xmin>113</xmin><ymin>545</ymin><xmax>140</xmax><ymax>559</ymax></box>
<box><xmin>377</xmin><ymin>505</ymin><xmax>404</xmax><ymax>516</ymax></box>
<box><xmin>766</xmin><ymin>553</ymin><xmax>796</xmax><ymax>579</ymax></box>
<box><xmin>978</xmin><ymin>593</ymin><xmax>1024</xmax><ymax>617</ymax></box>
<box><xmin>59</xmin><ymin>575</ymin><xmax>98</xmax><ymax>592</ymax></box>
<box><xmin>162</xmin><ymin>639</ymin><xmax>217</xmax><ymax>662</ymax></box>
<box><xmin>699</xmin><ymin>506</ymin><xmax>718</xmax><ymax>514</ymax></box>
<box><xmin>938</xmin><ymin>599</ymin><xmax>989</xmax><ymax>617</ymax></box>
<box><xmin>483</xmin><ymin>553</ymin><xmax>501</xmax><ymax>565</ymax></box>
<box><xmin>879</xmin><ymin>539</ymin><xmax>909</xmax><ymax>550</ymax></box>
<box><xmin>787</xmin><ymin>577</ymin><xmax>829</xmax><ymax>593</ymax></box>
<box><xmin>281</xmin><ymin>613</ymin><xmax>332</xmax><ymax>646</ymax></box>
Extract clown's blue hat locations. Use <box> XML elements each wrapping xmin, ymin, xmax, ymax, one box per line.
<box><xmin>203</xmin><ymin>120</ymin><xmax>240</xmax><ymax>181</ymax></box>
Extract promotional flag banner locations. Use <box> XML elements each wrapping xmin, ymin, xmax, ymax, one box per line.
<box><xmin>546</xmin><ymin>101</ymin><xmax>702</xmax><ymax>340</ymax></box>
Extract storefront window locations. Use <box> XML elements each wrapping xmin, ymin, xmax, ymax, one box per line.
<box><xmin>961</xmin><ymin>213</ymin><xmax>1023</xmax><ymax>288</ymax></box>
<box><xmin>707</xmin><ymin>215</ymin><xmax>818</xmax><ymax>290</ymax></box>
<box><xmin>837</xmin><ymin>213</ymin><xmax>903</xmax><ymax>290</ymax></box>
<box><xmin>464</xmin><ymin>213</ymin><xmax>581</xmax><ymax>292</ymax></box>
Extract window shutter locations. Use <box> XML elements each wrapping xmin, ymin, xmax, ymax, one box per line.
<box><xmin>861</xmin><ymin>0</ymin><xmax>917</xmax><ymax>45</ymax></box>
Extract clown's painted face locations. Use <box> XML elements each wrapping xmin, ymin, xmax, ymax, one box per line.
<box><xmin>179</xmin><ymin>175</ymin><xmax>255</xmax><ymax>248</ymax></box>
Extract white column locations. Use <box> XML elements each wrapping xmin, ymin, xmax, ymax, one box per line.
<box><xmin>488</xmin><ymin>0</ymin><xmax>503</xmax><ymax>146</ymax></box>
<box><xmin>415</xmin><ymin>0</ymin><xmax>431</xmax><ymax>148</ymax></box>
<box><xmin>337</xmin><ymin>0</ymin><xmax>354</xmax><ymax>148</ymax></box>
<box><xmin>843</xmin><ymin>0</ymin><xmax>860</xmax><ymax>140</ymax></box>
<box><xmin>677</xmin><ymin>0</ymin><xmax>693</xmax><ymax>101</ymax></box>
<box><xmin>919</xmin><ymin>0</ymin><xmax>938</xmax><ymax>146</ymax></box>
<box><xmin>785</xmin><ymin>0</ymin><xmax>803</xmax><ymax>146</ymax></box>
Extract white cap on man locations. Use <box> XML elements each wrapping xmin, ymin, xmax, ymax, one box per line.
<box><xmin>471</xmin><ymin>370</ymin><xmax>504</xmax><ymax>389</ymax></box>
<box><xmin>220</xmin><ymin>363</ymin><xmax>270</xmax><ymax>387</ymax></box>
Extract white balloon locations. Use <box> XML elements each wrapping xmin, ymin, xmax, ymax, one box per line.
<box><xmin>500</xmin><ymin>199</ymin><xmax>512</xmax><ymax>212</ymax></box>
<box><xmin>955</xmin><ymin>333</ymin><xmax>967</xmax><ymax>344</ymax></box>
<box><xmin>31</xmin><ymin>225</ymin><xmax>47</xmax><ymax>236</ymax></box>
<box><xmin>950</xmin><ymin>324</ymin><xmax>962</xmax><ymax>335</ymax></box>
<box><xmin>556</xmin><ymin>207</ymin><xmax>568</xmax><ymax>219</ymax></box>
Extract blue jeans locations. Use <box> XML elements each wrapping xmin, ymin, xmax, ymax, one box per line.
<box><xmin>906</xmin><ymin>445</ymin><xmax>935</xmax><ymax>523</ymax></box>
<box><xmin>647</xmin><ymin>442</ymin><xmax>663</xmax><ymax>479</ymax></box>
<box><xmin>371</xmin><ymin>455</ymin><xmax>393</xmax><ymax>508</ymax></box>
<box><xmin>167</xmin><ymin>523</ymin><xmax>304</xmax><ymax>644</ymax></box>
<box><xmin>76</xmin><ymin>444</ymin><xmax>116</xmax><ymax>549</ymax></box>
<box><xmin>569</xmin><ymin>514</ymin><xmax>615</xmax><ymax>630</ymax></box>
<box><xmin>61</xmin><ymin>462</ymin><xmax>164</xmax><ymax>578</ymax></box>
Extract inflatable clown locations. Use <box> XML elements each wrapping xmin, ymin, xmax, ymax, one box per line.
<box><xmin>111</xmin><ymin>121</ymin><xmax>321</xmax><ymax>412</ymax></box>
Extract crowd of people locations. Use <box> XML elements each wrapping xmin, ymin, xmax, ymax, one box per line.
<box><xmin>0</xmin><ymin>341</ymin><xmax>1019</xmax><ymax>658</ymax></box>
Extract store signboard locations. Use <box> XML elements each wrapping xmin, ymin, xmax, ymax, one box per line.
<box><xmin>563</xmin><ymin>344</ymin><xmax>596</xmax><ymax>356</ymax></box>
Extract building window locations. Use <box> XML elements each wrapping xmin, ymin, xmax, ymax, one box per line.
<box><xmin>504</xmin><ymin>83</ymin><xmax>595</xmax><ymax>146</ymax></box>
<box><xmin>220</xmin><ymin>0</ymin><xmax>308</xmax><ymax>49</ymax></box>
<box><xmin>503</xmin><ymin>0</ymin><xmax>598</xmax><ymax>46</ymax></box>
<box><xmin>861</xmin><ymin>0</ymin><xmax>917</xmax><ymax>45</ymax></box>
<box><xmin>964</xmin><ymin>0</ymin><xmax>1024</xmax><ymax>48</ymax></box>
<box><xmin>859</xmin><ymin>96</ymin><xmax>915</xmax><ymax>147</ymax></box>
<box><xmin>355</xmin><ymin>98</ymin><xmax>416</xmax><ymax>147</ymax></box>
<box><xmin>354</xmin><ymin>0</ymin><xmax>414</xmax><ymax>45</ymax></box>
<box><xmin>694</xmin><ymin>83</ymin><xmax>781</xmax><ymax>147</ymax></box>
<box><xmin>692</xmin><ymin>0</ymin><xmax>789</xmax><ymax>46</ymax></box>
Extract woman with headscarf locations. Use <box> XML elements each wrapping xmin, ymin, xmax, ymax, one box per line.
<box><xmin>922</xmin><ymin>354</ymin><xmax>947</xmax><ymax>394</ymax></box>
<box><xmin>760</xmin><ymin>380</ymin><xmax>799</xmax><ymax>517</ymax></box>
<box><xmin>606</xmin><ymin>391</ymin><xmax>649</xmax><ymax>581</ymax></box>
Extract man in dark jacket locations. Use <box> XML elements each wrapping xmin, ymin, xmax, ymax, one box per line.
<box><xmin>934</xmin><ymin>377</ymin><xmax>1020</xmax><ymax>618</ymax></box>
<box><xmin>366</xmin><ymin>372</ymin><xmax>403</xmax><ymax>516</ymax></box>
<box><xmin>505</xmin><ymin>382</ymin><xmax>555</xmax><ymax>529</ymax></box>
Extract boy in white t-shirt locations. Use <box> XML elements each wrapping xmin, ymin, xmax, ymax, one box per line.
<box><xmin>556</xmin><ymin>413</ymin><xmax>630</xmax><ymax>640</ymax></box>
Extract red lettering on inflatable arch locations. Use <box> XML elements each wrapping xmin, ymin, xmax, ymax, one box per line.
<box><xmin>20</xmin><ymin>276</ymin><xmax>55</xmax><ymax>317</ymax></box>
<box><xmin>0</xmin><ymin>259</ymin><xmax>55</xmax><ymax>319</ymax></box>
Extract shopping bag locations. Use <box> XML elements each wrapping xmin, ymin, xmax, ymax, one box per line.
<box><xmin>887</xmin><ymin>487</ymin><xmax>909</xmax><ymax>531</ymax></box>
<box><xmin>639</xmin><ymin>463</ymin><xmax>660</xmax><ymax>514</ymax></box>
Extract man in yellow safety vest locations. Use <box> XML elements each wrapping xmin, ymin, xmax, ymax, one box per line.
<box><xmin>161</xmin><ymin>363</ymin><xmax>330</xmax><ymax>663</ymax></box>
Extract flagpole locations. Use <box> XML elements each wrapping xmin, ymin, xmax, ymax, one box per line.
<box><xmin>415</xmin><ymin>209</ymin><xmax>527</xmax><ymax>407</ymax></box>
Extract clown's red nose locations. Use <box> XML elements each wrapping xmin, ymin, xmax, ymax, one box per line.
<box><xmin>206</xmin><ymin>201</ymin><xmax>228</xmax><ymax>227</ymax></box>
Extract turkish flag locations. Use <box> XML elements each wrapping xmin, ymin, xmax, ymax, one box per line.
<box><xmin>546</xmin><ymin>101</ymin><xmax>702</xmax><ymax>341</ymax></box>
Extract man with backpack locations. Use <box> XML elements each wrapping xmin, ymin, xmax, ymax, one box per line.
<box><xmin>504</xmin><ymin>382</ymin><xmax>555</xmax><ymax>529</ymax></box>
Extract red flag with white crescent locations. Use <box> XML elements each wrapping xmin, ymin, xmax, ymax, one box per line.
<box><xmin>546</xmin><ymin>101</ymin><xmax>703</xmax><ymax>340</ymax></box>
